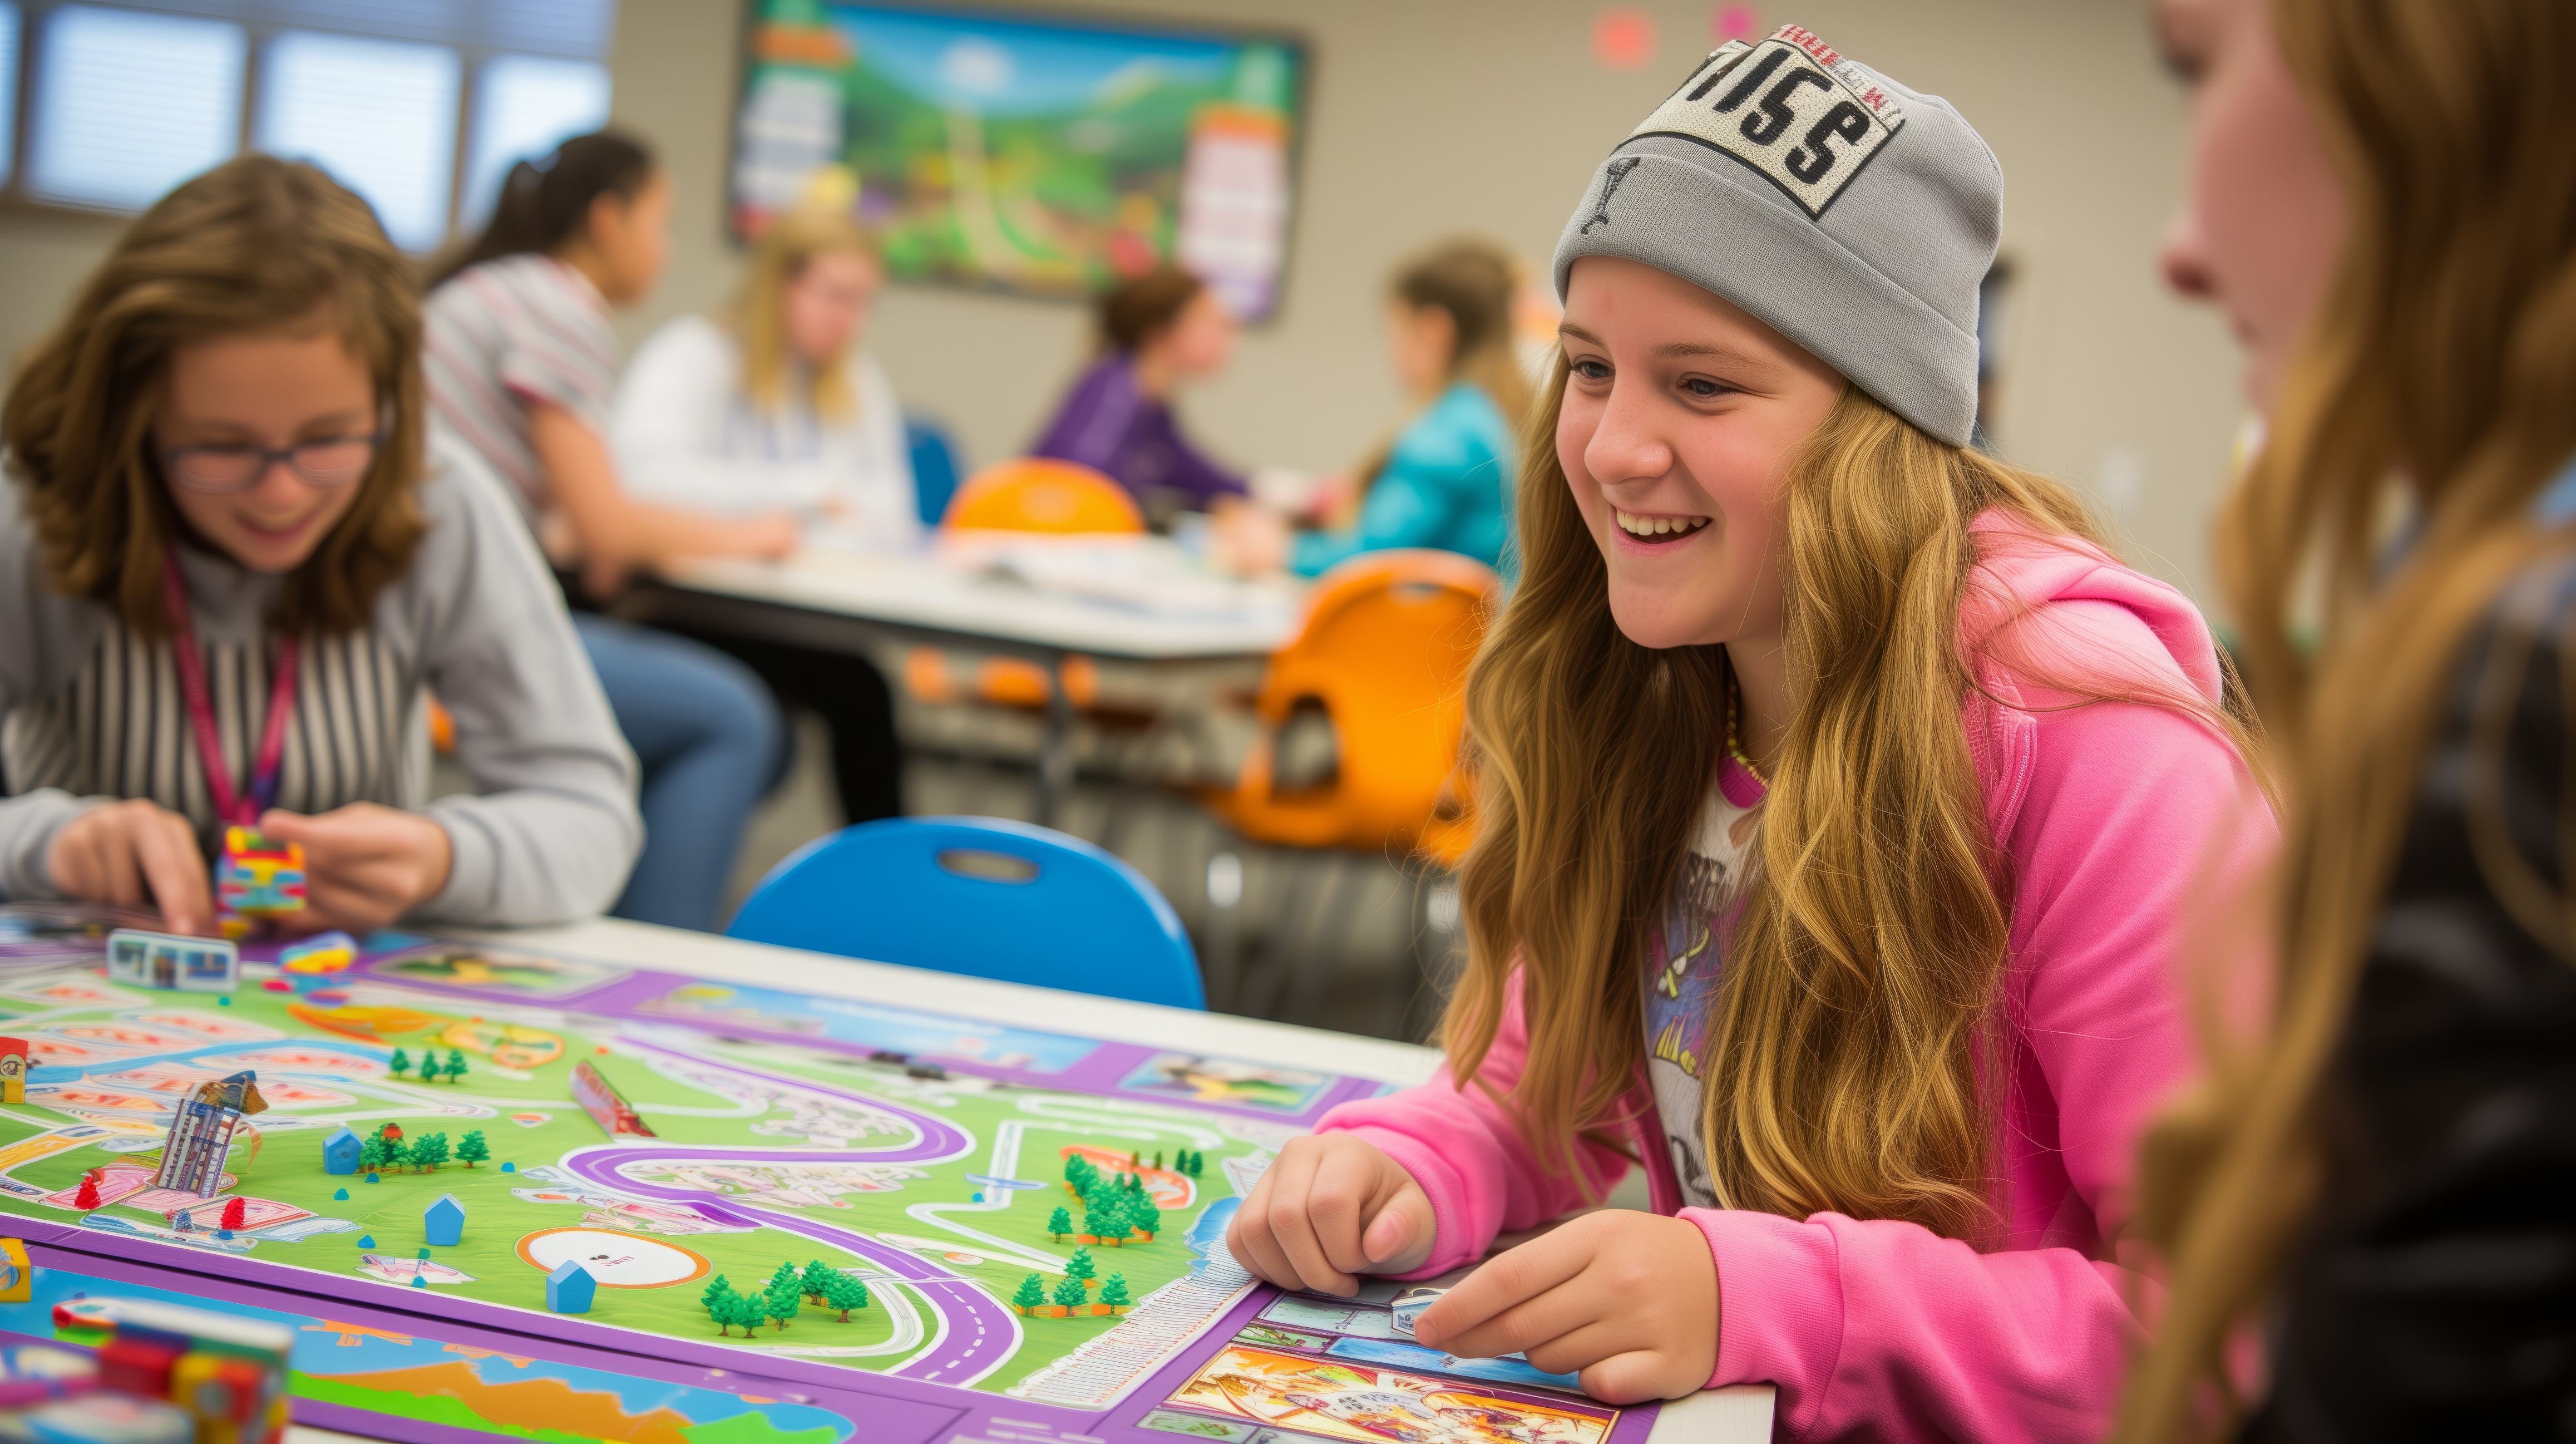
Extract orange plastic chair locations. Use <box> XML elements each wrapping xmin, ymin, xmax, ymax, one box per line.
<box><xmin>1202</xmin><ymin>550</ymin><xmax>1502</xmax><ymax>857</ymax></box>
<box><xmin>941</xmin><ymin>458</ymin><xmax>1143</xmax><ymax>534</ymax></box>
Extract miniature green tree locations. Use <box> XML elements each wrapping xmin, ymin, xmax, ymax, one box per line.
<box><xmin>1052</xmin><ymin>1275</ymin><xmax>1087</xmax><ymax>1309</ymax></box>
<box><xmin>1099</xmin><ymin>1273</ymin><xmax>1131</xmax><ymax>1310</ymax></box>
<box><xmin>388</xmin><ymin>1047</ymin><xmax>412</xmax><ymax>1077</ymax></box>
<box><xmin>1128</xmin><ymin>1196</ymin><xmax>1162</xmax><ymax>1240</ymax></box>
<box><xmin>445</xmin><ymin>1048</ymin><xmax>469</xmax><ymax>1084</ymax></box>
<box><xmin>1151</xmin><ymin>1151</ymin><xmax>1164</xmax><ymax>1172</ymax></box>
<box><xmin>1127</xmin><ymin>1151</ymin><xmax>1141</xmax><ymax>1169</ymax></box>
<box><xmin>1063</xmin><ymin>1155</ymin><xmax>1095</xmax><ymax>1197</ymax></box>
<box><xmin>380</xmin><ymin>1137</ymin><xmax>411</xmax><ymax>1172</ymax></box>
<box><xmin>1064</xmin><ymin>1246</ymin><xmax>1096</xmax><ymax>1283</ymax></box>
<box><xmin>701</xmin><ymin>1274</ymin><xmax>732</xmax><ymax>1314</ymax></box>
<box><xmin>821</xmin><ymin>1272</ymin><xmax>867</xmax><ymax>1320</ymax></box>
<box><xmin>800</xmin><ymin>1259</ymin><xmax>837</xmax><ymax>1303</ymax></box>
<box><xmin>456</xmin><ymin>1131</ymin><xmax>490</xmax><ymax>1167</ymax></box>
<box><xmin>1046</xmin><ymin>1205</ymin><xmax>1073</xmax><ymax>1241</ymax></box>
<box><xmin>768</xmin><ymin>1260</ymin><xmax>801</xmax><ymax>1294</ymax></box>
<box><xmin>729</xmin><ymin>1294</ymin><xmax>768</xmax><ymax>1335</ymax></box>
<box><xmin>358</xmin><ymin>1136</ymin><xmax>389</xmax><ymax>1172</ymax></box>
<box><xmin>1085</xmin><ymin>1200</ymin><xmax>1128</xmax><ymax>1244</ymax></box>
<box><xmin>763</xmin><ymin>1281</ymin><xmax>798</xmax><ymax>1332</ymax></box>
<box><xmin>713</xmin><ymin>1292</ymin><xmax>737</xmax><ymax>1336</ymax></box>
<box><xmin>1012</xmin><ymin>1273</ymin><xmax>1048</xmax><ymax>1312</ymax></box>
<box><xmin>411</xmin><ymin>1132</ymin><xmax>450</xmax><ymax>1170</ymax></box>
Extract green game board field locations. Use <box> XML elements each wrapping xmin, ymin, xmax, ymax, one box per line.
<box><xmin>0</xmin><ymin>974</ymin><xmax>1269</xmax><ymax>1398</ymax></box>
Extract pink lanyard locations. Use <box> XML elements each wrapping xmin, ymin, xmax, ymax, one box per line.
<box><xmin>162</xmin><ymin>554</ymin><xmax>298</xmax><ymax>827</ymax></box>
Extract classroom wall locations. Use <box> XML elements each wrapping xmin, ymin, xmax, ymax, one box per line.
<box><xmin>0</xmin><ymin>0</ymin><xmax>2245</xmax><ymax>607</ymax></box>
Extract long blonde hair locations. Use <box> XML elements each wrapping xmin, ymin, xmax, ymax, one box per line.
<box><xmin>2116</xmin><ymin>1</ymin><xmax>2576</xmax><ymax>1437</ymax></box>
<box><xmin>1449</xmin><ymin>372</ymin><xmax>2187</xmax><ymax>1234</ymax></box>
<box><xmin>729</xmin><ymin>206</ymin><xmax>879</xmax><ymax>421</ymax></box>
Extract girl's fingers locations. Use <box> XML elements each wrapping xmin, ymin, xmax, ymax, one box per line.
<box><xmin>1432</xmin><ymin>1271</ymin><xmax>1608</xmax><ymax>1364</ymax></box>
<box><xmin>1262</xmin><ymin>1147</ymin><xmax>1359</xmax><ymax>1295</ymax></box>
<box><xmin>1576</xmin><ymin>1346</ymin><xmax>1703</xmax><ymax>1407</ymax></box>
<box><xmin>94</xmin><ymin>825</ymin><xmax>145</xmax><ymax>909</ymax></box>
<box><xmin>1413</xmin><ymin>1229</ymin><xmax>1590</xmax><ymax>1349</ymax></box>
<box><xmin>134</xmin><ymin>813</ymin><xmax>213</xmax><ymax>932</ymax></box>
<box><xmin>1519</xmin><ymin>1315</ymin><xmax>1642</xmax><ymax>1379</ymax></box>
<box><xmin>1310</xmin><ymin>1145</ymin><xmax>1390</xmax><ymax>1279</ymax></box>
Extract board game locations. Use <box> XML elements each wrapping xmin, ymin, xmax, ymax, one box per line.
<box><xmin>0</xmin><ymin>904</ymin><xmax>1678</xmax><ymax>1444</ymax></box>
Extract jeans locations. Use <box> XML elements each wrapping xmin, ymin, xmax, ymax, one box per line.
<box><xmin>574</xmin><ymin>614</ymin><xmax>786</xmax><ymax>931</ymax></box>
<box><xmin>680</xmin><ymin>633</ymin><xmax>905</xmax><ymax>825</ymax></box>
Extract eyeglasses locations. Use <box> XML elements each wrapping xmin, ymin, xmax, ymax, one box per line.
<box><xmin>159</xmin><ymin>433</ymin><xmax>384</xmax><ymax>495</ymax></box>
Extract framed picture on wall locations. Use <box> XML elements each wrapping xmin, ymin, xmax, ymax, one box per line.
<box><xmin>731</xmin><ymin>0</ymin><xmax>1306</xmax><ymax>321</ymax></box>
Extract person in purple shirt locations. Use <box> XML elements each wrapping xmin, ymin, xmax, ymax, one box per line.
<box><xmin>1031</xmin><ymin>265</ymin><xmax>1247</xmax><ymax>518</ymax></box>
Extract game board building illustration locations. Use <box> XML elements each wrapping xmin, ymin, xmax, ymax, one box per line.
<box><xmin>153</xmin><ymin>1069</ymin><xmax>270</xmax><ymax>1196</ymax></box>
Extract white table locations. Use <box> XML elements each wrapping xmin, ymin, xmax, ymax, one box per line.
<box><xmin>442</xmin><ymin>918</ymin><xmax>1776</xmax><ymax>1441</ymax></box>
<box><xmin>632</xmin><ymin>545</ymin><xmax>1299</xmax><ymax>825</ymax></box>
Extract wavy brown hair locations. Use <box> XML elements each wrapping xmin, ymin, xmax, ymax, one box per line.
<box><xmin>1447</xmin><ymin>369</ymin><xmax>2225</xmax><ymax>1235</ymax></box>
<box><xmin>2115</xmin><ymin>0</ymin><xmax>2576</xmax><ymax>1437</ymax></box>
<box><xmin>2</xmin><ymin>154</ymin><xmax>426</xmax><ymax>638</ymax></box>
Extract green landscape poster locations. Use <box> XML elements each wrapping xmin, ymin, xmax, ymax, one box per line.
<box><xmin>732</xmin><ymin>1</ymin><xmax>1304</xmax><ymax>319</ymax></box>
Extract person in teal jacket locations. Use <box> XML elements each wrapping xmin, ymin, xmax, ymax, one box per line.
<box><xmin>1218</xmin><ymin>240</ymin><xmax>1528</xmax><ymax>580</ymax></box>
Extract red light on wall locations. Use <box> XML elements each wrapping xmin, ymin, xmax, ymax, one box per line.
<box><xmin>1592</xmin><ymin>7</ymin><xmax>1659</xmax><ymax>70</ymax></box>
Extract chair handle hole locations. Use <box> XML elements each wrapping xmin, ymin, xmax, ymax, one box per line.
<box><xmin>937</xmin><ymin>848</ymin><xmax>1039</xmax><ymax>883</ymax></box>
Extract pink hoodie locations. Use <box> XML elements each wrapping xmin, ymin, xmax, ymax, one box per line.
<box><xmin>1317</xmin><ymin>516</ymin><xmax>2274</xmax><ymax>1442</ymax></box>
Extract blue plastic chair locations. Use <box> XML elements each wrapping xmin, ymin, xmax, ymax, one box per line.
<box><xmin>904</xmin><ymin>416</ymin><xmax>962</xmax><ymax>529</ymax></box>
<box><xmin>727</xmin><ymin>816</ymin><xmax>1205</xmax><ymax>1009</ymax></box>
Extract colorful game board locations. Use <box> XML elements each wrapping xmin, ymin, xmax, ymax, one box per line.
<box><xmin>0</xmin><ymin>905</ymin><xmax>1669</xmax><ymax>1444</ymax></box>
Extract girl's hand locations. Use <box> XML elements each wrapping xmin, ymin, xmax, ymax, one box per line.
<box><xmin>257</xmin><ymin>805</ymin><xmax>452</xmax><ymax>935</ymax></box>
<box><xmin>1413</xmin><ymin>1210</ymin><xmax>1720</xmax><ymax>1404</ymax></box>
<box><xmin>728</xmin><ymin>511</ymin><xmax>801</xmax><ymax>561</ymax></box>
<box><xmin>47</xmin><ymin>799</ymin><xmax>216</xmax><ymax>934</ymax></box>
<box><xmin>1227</xmin><ymin>1133</ymin><xmax>1435</xmax><ymax>1295</ymax></box>
<box><xmin>1210</xmin><ymin>499</ymin><xmax>1290</xmax><ymax>577</ymax></box>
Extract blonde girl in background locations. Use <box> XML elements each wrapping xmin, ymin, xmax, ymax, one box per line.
<box><xmin>615</xmin><ymin>204</ymin><xmax>917</xmax><ymax>544</ymax></box>
<box><xmin>0</xmin><ymin>156</ymin><xmax>638</xmax><ymax>934</ymax></box>
<box><xmin>1216</xmin><ymin>238</ymin><xmax>1528</xmax><ymax>579</ymax></box>
<box><xmin>610</xmin><ymin>204</ymin><xmax>914</xmax><ymax>824</ymax></box>
<box><xmin>1227</xmin><ymin>28</ymin><xmax>2272</xmax><ymax>1441</ymax></box>
<box><xmin>2117</xmin><ymin>0</ymin><xmax>2576</xmax><ymax>1437</ymax></box>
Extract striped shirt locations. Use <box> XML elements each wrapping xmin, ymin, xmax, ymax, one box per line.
<box><xmin>423</xmin><ymin>253</ymin><xmax>618</xmax><ymax>525</ymax></box>
<box><xmin>3</xmin><ymin>625</ymin><xmax>411</xmax><ymax>852</ymax></box>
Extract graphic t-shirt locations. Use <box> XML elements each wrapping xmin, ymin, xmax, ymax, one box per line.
<box><xmin>1641</xmin><ymin>755</ymin><xmax>1766</xmax><ymax>1209</ymax></box>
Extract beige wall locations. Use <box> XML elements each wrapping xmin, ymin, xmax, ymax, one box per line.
<box><xmin>0</xmin><ymin>0</ymin><xmax>2246</xmax><ymax>605</ymax></box>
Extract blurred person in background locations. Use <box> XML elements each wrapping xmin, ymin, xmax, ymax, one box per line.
<box><xmin>2116</xmin><ymin>0</ymin><xmax>2576</xmax><ymax>1438</ymax></box>
<box><xmin>426</xmin><ymin>131</ymin><xmax>787</xmax><ymax>932</ymax></box>
<box><xmin>1215</xmin><ymin>238</ymin><xmax>1527</xmax><ymax>579</ymax></box>
<box><xmin>611</xmin><ymin>205</ymin><xmax>910</xmax><ymax>826</ymax></box>
<box><xmin>1031</xmin><ymin>263</ymin><xmax>1247</xmax><ymax>521</ymax></box>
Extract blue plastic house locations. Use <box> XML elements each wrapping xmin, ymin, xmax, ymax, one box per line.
<box><xmin>423</xmin><ymin>1193</ymin><xmax>465</xmax><ymax>1247</ymax></box>
<box><xmin>545</xmin><ymin>1260</ymin><xmax>596</xmax><ymax>1314</ymax></box>
<box><xmin>320</xmin><ymin>1127</ymin><xmax>361</xmax><ymax>1176</ymax></box>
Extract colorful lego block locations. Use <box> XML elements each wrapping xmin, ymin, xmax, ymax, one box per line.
<box><xmin>214</xmin><ymin>827</ymin><xmax>306</xmax><ymax>916</ymax></box>
<box><xmin>0</xmin><ymin>1036</ymin><xmax>26</xmax><ymax>1105</ymax></box>
<box><xmin>319</xmin><ymin>1127</ymin><xmax>361</xmax><ymax>1176</ymax></box>
<box><xmin>0</xmin><ymin>1238</ymin><xmax>29</xmax><ymax>1302</ymax></box>
<box><xmin>279</xmin><ymin>931</ymin><xmax>356</xmax><ymax>977</ymax></box>
<box><xmin>545</xmin><ymin>1260</ymin><xmax>596</xmax><ymax>1314</ymax></box>
<box><xmin>106</xmin><ymin>930</ymin><xmax>239</xmax><ymax>994</ymax></box>
<box><xmin>423</xmin><ymin>1194</ymin><xmax>464</xmax><ymax>1247</ymax></box>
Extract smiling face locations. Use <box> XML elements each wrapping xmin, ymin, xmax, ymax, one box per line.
<box><xmin>157</xmin><ymin>320</ymin><xmax>377</xmax><ymax>574</ymax></box>
<box><xmin>2154</xmin><ymin>0</ymin><xmax>2348</xmax><ymax>412</ymax></box>
<box><xmin>1556</xmin><ymin>255</ymin><xmax>1844</xmax><ymax>651</ymax></box>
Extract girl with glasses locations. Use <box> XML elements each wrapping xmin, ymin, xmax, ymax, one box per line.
<box><xmin>0</xmin><ymin>155</ymin><xmax>640</xmax><ymax>935</ymax></box>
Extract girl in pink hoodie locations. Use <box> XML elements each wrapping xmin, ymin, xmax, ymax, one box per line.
<box><xmin>1226</xmin><ymin>27</ymin><xmax>2273</xmax><ymax>1443</ymax></box>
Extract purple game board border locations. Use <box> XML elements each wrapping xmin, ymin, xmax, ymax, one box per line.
<box><xmin>344</xmin><ymin>938</ymin><xmax>1372</xmax><ymax>1127</ymax></box>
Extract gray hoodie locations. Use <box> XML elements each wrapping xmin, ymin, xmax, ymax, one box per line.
<box><xmin>0</xmin><ymin>431</ymin><xmax>640</xmax><ymax>925</ymax></box>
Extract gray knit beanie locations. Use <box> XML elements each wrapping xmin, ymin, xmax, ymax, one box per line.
<box><xmin>1552</xmin><ymin>25</ymin><xmax>2000</xmax><ymax>447</ymax></box>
